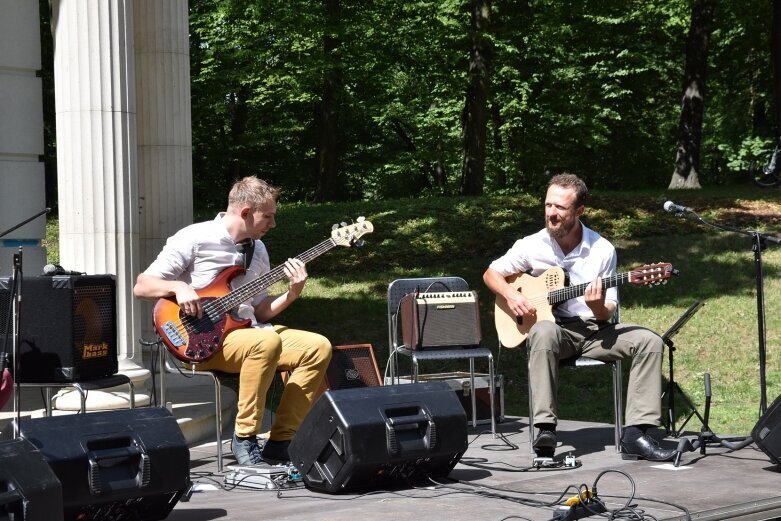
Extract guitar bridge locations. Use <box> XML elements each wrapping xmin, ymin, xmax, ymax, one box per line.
<box><xmin>161</xmin><ymin>321</ymin><xmax>186</xmax><ymax>347</ymax></box>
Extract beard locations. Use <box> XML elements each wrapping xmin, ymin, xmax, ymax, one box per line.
<box><xmin>546</xmin><ymin>218</ymin><xmax>574</xmax><ymax>239</ymax></box>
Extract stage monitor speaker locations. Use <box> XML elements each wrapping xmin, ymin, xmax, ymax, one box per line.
<box><xmin>0</xmin><ymin>438</ymin><xmax>64</xmax><ymax>521</ymax></box>
<box><xmin>289</xmin><ymin>381</ymin><xmax>467</xmax><ymax>493</ymax></box>
<box><xmin>0</xmin><ymin>275</ymin><xmax>118</xmax><ymax>383</ymax></box>
<box><xmin>400</xmin><ymin>291</ymin><xmax>481</xmax><ymax>350</ymax></box>
<box><xmin>1</xmin><ymin>408</ymin><xmax>190</xmax><ymax>521</ymax></box>
<box><xmin>752</xmin><ymin>393</ymin><xmax>781</xmax><ymax>465</ymax></box>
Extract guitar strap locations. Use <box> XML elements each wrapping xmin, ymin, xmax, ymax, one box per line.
<box><xmin>236</xmin><ymin>239</ymin><xmax>255</xmax><ymax>270</ymax></box>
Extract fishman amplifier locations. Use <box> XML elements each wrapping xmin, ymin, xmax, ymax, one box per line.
<box><xmin>400</xmin><ymin>291</ymin><xmax>481</xmax><ymax>350</ymax></box>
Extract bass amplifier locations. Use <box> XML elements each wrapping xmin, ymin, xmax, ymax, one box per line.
<box><xmin>0</xmin><ymin>275</ymin><xmax>117</xmax><ymax>383</ymax></box>
<box><xmin>400</xmin><ymin>291</ymin><xmax>481</xmax><ymax>350</ymax></box>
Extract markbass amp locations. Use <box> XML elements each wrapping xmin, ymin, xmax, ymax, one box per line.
<box><xmin>0</xmin><ymin>275</ymin><xmax>117</xmax><ymax>383</ymax></box>
<box><xmin>400</xmin><ymin>291</ymin><xmax>481</xmax><ymax>350</ymax></box>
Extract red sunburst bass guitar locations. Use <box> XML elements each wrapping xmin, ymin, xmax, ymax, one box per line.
<box><xmin>153</xmin><ymin>219</ymin><xmax>374</xmax><ymax>363</ymax></box>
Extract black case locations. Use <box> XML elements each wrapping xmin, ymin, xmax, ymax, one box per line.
<box><xmin>2</xmin><ymin>408</ymin><xmax>190</xmax><ymax>521</ymax></box>
<box><xmin>289</xmin><ymin>381</ymin><xmax>467</xmax><ymax>493</ymax></box>
<box><xmin>0</xmin><ymin>437</ymin><xmax>64</xmax><ymax>521</ymax></box>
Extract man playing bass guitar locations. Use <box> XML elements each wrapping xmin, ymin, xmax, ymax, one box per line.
<box><xmin>483</xmin><ymin>173</ymin><xmax>675</xmax><ymax>462</ymax></box>
<box><xmin>134</xmin><ymin>176</ymin><xmax>332</xmax><ymax>466</ymax></box>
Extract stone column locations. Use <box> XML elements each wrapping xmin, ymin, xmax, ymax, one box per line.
<box><xmin>133</xmin><ymin>0</ymin><xmax>193</xmax><ymax>343</ymax></box>
<box><xmin>51</xmin><ymin>0</ymin><xmax>149</xmax><ymax>409</ymax></box>
<box><xmin>0</xmin><ymin>0</ymin><xmax>47</xmax><ymax>276</ymax></box>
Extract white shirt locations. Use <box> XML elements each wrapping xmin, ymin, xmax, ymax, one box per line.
<box><xmin>488</xmin><ymin>222</ymin><xmax>618</xmax><ymax>318</ymax></box>
<box><xmin>143</xmin><ymin>213</ymin><xmax>272</xmax><ymax>327</ymax></box>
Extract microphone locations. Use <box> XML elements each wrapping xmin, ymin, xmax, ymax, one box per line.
<box><xmin>42</xmin><ymin>264</ymin><xmax>85</xmax><ymax>276</ymax></box>
<box><xmin>663</xmin><ymin>201</ymin><xmax>693</xmax><ymax>213</ymax></box>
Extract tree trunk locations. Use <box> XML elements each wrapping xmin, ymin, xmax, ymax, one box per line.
<box><xmin>490</xmin><ymin>104</ymin><xmax>506</xmax><ymax>189</ymax></box>
<box><xmin>773</xmin><ymin>0</ymin><xmax>781</xmax><ymax>128</ymax></box>
<box><xmin>314</xmin><ymin>0</ymin><xmax>341</xmax><ymax>202</ymax></box>
<box><xmin>460</xmin><ymin>0</ymin><xmax>491</xmax><ymax>196</ymax></box>
<box><xmin>228</xmin><ymin>85</ymin><xmax>250</xmax><ymax>186</ymax></box>
<box><xmin>669</xmin><ymin>0</ymin><xmax>714</xmax><ymax>190</ymax></box>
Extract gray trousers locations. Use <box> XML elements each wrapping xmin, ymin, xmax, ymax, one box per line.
<box><xmin>528</xmin><ymin>317</ymin><xmax>664</xmax><ymax>428</ymax></box>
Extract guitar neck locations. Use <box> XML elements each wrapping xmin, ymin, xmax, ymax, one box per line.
<box><xmin>548</xmin><ymin>272</ymin><xmax>629</xmax><ymax>305</ymax></box>
<box><xmin>218</xmin><ymin>238</ymin><xmax>337</xmax><ymax>310</ymax></box>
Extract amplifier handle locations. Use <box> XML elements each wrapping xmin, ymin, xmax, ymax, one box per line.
<box><xmin>87</xmin><ymin>444</ymin><xmax>151</xmax><ymax>495</ymax></box>
<box><xmin>385</xmin><ymin>411</ymin><xmax>438</xmax><ymax>455</ymax></box>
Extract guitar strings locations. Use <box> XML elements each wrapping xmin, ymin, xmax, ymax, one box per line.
<box><xmin>173</xmin><ymin>239</ymin><xmax>338</xmax><ymax>337</ymax></box>
<box><xmin>520</xmin><ymin>268</ymin><xmax>666</xmax><ymax>307</ymax></box>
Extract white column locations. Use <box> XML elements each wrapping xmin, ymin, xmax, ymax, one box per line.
<box><xmin>0</xmin><ymin>0</ymin><xmax>47</xmax><ymax>275</ymax></box>
<box><xmin>51</xmin><ymin>0</ymin><xmax>149</xmax><ymax>408</ymax></box>
<box><xmin>134</xmin><ymin>0</ymin><xmax>193</xmax><ymax>343</ymax></box>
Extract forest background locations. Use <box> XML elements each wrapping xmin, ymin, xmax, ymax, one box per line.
<box><xmin>36</xmin><ymin>0</ymin><xmax>781</xmax><ymax>435</ymax></box>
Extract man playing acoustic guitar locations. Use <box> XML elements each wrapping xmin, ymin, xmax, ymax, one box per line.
<box><xmin>134</xmin><ymin>176</ymin><xmax>332</xmax><ymax>466</ymax></box>
<box><xmin>483</xmin><ymin>173</ymin><xmax>675</xmax><ymax>462</ymax></box>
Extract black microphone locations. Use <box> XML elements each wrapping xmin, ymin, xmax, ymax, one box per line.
<box><xmin>42</xmin><ymin>264</ymin><xmax>85</xmax><ymax>276</ymax></box>
<box><xmin>663</xmin><ymin>201</ymin><xmax>693</xmax><ymax>213</ymax></box>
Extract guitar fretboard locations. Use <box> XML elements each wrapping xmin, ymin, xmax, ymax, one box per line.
<box><xmin>548</xmin><ymin>272</ymin><xmax>630</xmax><ymax>305</ymax></box>
<box><xmin>208</xmin><ymin>238</ymin><xmax>337</xmax><ymax>317</ymax></box>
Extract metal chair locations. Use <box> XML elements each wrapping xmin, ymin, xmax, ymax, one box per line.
<box><xmin>526</xmin><ymin>310</ymin><xmax>624</xmax><ymax>453</ymax></box>
<box><xmin>157</xmin><ymin>345</ymin><xmax>238</xmax><ymax>473</ymax></box>
<box><xmin>387</xmin><ymin>276</ymin><xmax>497</xmax><ymax>434</ymax></box>
<box><xmin>17</xmin><ymin>374</ymin><xmax>135</xmax><ymax>416</ymax></box>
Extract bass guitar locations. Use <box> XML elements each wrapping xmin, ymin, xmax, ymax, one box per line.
<box><xmin>494</xmin><ymin>262</ymin><xmax>675</xmax><ymax>348</ymax></box>
<box><xmin>154</xmin><ymin>218</ymin><xmax>374</xmax><ymax>363</ymax></box>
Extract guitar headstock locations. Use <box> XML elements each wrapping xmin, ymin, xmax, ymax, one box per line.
<box><xmin>331</xmin><ymin>217</ymin><xmax>374</xmax><ymax>247</ymax></box>
<box><xmin>628</xmin><ymin>262</ymin><xmax>677</xmax><ymax>286</ymax></box>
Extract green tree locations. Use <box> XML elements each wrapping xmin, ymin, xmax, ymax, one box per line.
<box><xmin>670</xmin><ymin>0</ymin><xmax>715</xmax><ymax>189</ymax></box>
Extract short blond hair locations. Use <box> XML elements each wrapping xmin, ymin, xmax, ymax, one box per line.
<box><xmin>228</xmin><ymin>176</ymin><xmax>280</xmax><ymax>210</ymax></box>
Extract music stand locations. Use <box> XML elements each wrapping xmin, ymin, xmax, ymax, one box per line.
<box><xmin>661</xmin><ymin>300</ymin><xmax>705</xmax><ymax>437</ymax></box>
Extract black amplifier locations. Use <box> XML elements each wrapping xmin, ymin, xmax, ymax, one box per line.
<box><xmin>0</xmin><ymin>275</ymin><xmax>118</xmax><ymax>383</ymax></box>
<box><xmin>400</xmin><ymin>291</ymin><xmax>481</xmax><ymax>350</ymax></box>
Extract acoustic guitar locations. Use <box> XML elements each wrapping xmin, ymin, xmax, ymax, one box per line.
<box><xmin>494</xmin><ymin>262</ymin><xmax>676</xmax><ymax>348</ymax></box>
<box><xmin>153</xmin><ymin>218</ymin><xmax>374</xmax><ymax>363</ymax></box>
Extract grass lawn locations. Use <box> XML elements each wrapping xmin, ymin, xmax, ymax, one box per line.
<box><xmin>45</xmin><ymin>183</ymin><xmax>781</xmax><ymax>436</ymax></box>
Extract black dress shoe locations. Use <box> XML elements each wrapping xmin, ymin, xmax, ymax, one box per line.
<box><xmin>621</xmin><ymin>434</ymin><xmax>676</xmax><ymax>462</ymax></box>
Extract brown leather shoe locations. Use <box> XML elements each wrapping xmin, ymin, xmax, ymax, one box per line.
<box><xmin>621</xmin><ymin>434</ymin><xmax>676</xmax><ymax>462</ymax></box>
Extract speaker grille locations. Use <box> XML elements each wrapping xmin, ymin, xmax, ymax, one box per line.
<box><xmin>324</xmin><ymin>344</ymin><xmax>382</xmax><ymax>390</ymax></box>
<box><xmin>401</xmin><ymin>291</ymin><xmax>482</xmax><ymax>350</ymax></box>
<box><xmin>0</xmin><ymin>275</ymin><xmax>117</xmax><ymax>382</ymax></box>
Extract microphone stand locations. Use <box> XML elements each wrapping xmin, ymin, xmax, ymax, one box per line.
<box><xmin>10</xmin><ymin>248</ymin><xmax>23</xmax><ymax>438</ymax></box>
<box><xmin>670</xmin><ymin>207</ymin><xmax>780</xmax><ymax>416</ymax></box>
<box><xmin>0</xmin><ymin>207</ymin><xmax>50</xmax><ymax>240</ymax></box>
<box><xmin>0</xmin><ymin>208</ymin><xmax>48</xmax><ymax>437</ymax></box>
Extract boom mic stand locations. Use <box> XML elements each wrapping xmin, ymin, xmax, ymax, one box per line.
<box><xmin>661</xmin><ymin>300</ymin><xmax>706</xmax><ymax>437</ymax></box>
<box><xmin>667</xmin><ymin>205</ymin><xmax>780</xmax><ymax>416</ymax></box>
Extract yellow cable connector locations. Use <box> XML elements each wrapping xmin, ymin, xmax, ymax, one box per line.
<box><xmin>565</xmin><ymin>489</ymin><xmax>593</xmax><ymax>507</ymax></box>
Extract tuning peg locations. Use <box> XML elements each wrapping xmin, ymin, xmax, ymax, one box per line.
<box><xmin>352</xmin><ymin>239</ymin><xmax>365</xmax><ymax>248</ymax></box>
<box><xmin>332</xmin><ymin>223</ymin><xmax>339</xmax><ymax>230</ymax></box>
<box><xmin>340</xmin><ymin>221</ymin><xmax>348</xmax><ymax>227</ymax></box>
<box><xmin>356</xmin><ymin>216</ymin><xmax>365</xmax><ymax>223</ymax></box>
